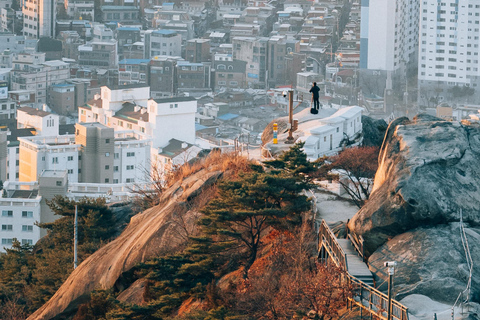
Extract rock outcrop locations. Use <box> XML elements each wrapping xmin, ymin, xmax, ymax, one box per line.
<box><xmin>368</xmin><ymin>223</ymin><xmax>480</xmax><ymax>303</ymax></box>
<box><xmin>349</xmin><ymin>114</ymin><xmax>480</xmax><ymax>254</ymax></box>
<box><xmin>28</xmin><ymin>169</ymin><xmax>223</xmax><ymax>320</ymax></box>
<box><xmin>361</xmin><ymin>115</ymin><xmax>388</xmax><ymax>147</ymax></box>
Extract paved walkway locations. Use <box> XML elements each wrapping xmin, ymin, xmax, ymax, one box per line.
<box><xmin>337</xmin><ymin>238</ymin><xmax>374</xmax><ymax>286</ymax></box>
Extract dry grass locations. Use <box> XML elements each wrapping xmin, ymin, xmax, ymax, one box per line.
<box><xmin>166</xmin><ymin>151</ymin><xmax>253</xmax><ymax>187</ymax></box>
<box><xmin>262</xmin><ymin>118</ymin><xmax>288</xmax><ymax>145</ymax></box>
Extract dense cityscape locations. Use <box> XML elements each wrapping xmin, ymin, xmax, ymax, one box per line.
<box><xmin>0</xmin><ymin>0</ymin><xmax>479</xmax><ymax>319</ymax></box>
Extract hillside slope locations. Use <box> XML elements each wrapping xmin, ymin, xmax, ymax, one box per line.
<box><xmin>28</xmin><ymin>169</ymin><xmax>223</xmax><ymax>320</ymax></box>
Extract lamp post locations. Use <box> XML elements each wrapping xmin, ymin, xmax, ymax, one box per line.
<box><xmin>384</xmin><ymin>261</ymin><xmax>397</xmax><ymax>320</ymax></box>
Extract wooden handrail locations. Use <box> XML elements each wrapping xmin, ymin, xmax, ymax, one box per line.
<box><xmin>319</xmin><ymin>220</ymin><xmax>409</xmax><ymax>320</ymax></box>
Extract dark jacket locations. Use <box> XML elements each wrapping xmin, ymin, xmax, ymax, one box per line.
<box><xmin>309</xmin><ymin>85</ymin><xmax>320</xmax><ymax>99</ymax></box>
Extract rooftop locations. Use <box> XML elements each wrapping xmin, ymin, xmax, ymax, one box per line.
<box><xmin>18</xmin><ymin>106</ymin><xmax>51</xmax><ymax>117</ymax></box>
<box><xmin>153</xmin><ymin>96</ymin><xmax>197</xmax><ymax>104</ymax></box>
<box><xmin>158</xmin><ymin>138</ymin><xmax>193</xmax><ymax>158</ymax></box>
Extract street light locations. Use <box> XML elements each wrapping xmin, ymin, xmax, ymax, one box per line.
<box><xmin>384</xmin><ymin>261</ymin><xmax>397</xmax><ymax>320</ymax></box>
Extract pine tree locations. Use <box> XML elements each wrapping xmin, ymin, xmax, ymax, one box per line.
<box><xmin>198</xmin><ymin>170</ymin><xmax>310</xmax><ymax>279</ymax></box>
<box><xmin>264</xmin><ymin>142</ymin><xmax>317</xmax><ymax>182</ymax></box>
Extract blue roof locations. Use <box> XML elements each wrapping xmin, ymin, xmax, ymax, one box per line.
<box><xmin>117</xmin><ymin>27</ymin><xmax>140</xmax><ymax>31</ymax></box>
<box><xmin>217</xmin><ymin>113</ymin><xmax>239</xmax><ymax>121</ymax></box>
<box><xmin>152</xmin><ymin>29</ymin><xmax>177</xmax><ymax>35</ymax></box>
<box><xmin>119</xmin><ymin>59</ymin><xmax>150</xmax><ymax>65</ymax></box>
<box><xmin>279</xmin><ymin>13</ymin><xmax>290</xmax><ymax>17</ymax></box>
<box><xmin>195</xmin><ymin>123</ymin><xmax>207</xmax><ymax>131</ymax></box>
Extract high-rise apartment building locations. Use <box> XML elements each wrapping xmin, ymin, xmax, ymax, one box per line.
<box><xmin>360</xmin><ymin>0</ymin><xmax>419</xmax><ymax>71</ymax></box>
<box><xmin>23</xmin><ymin>0</ymin><xmax>56</xmax><ymax>38</ymax></box>
<box><xmin>418</xmin><ymin>0</ymin><xmax>480</xmax><ymax>104</ymax></box>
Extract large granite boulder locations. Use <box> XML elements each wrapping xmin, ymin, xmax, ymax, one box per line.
<box><xmin>348</xmin><ymin>114</ymin><xmax>480</xmax><ymax>254</ymax></box>
<box><xmin>28</xmin><ymin>169</ymin><xmax>223</xmax><ymax>320</ymax></box>
<box><xmin>368</xmin><ymin>223</ymin><xmax>480</xmax><ymax>304</ymax></box>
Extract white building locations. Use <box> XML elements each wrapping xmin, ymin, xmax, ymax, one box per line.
<box><xmin>79</xmin><ymin>84</ymin><xmax>197</xmax><ymax>150</ymax></box>
<box><xmin>18</xmin><ymin>127</ymin><xmax>152</xmax><ymax>184</ymax></box>
<box><xmin>299</xmin><ymin>106</ymin><xmax>363</xmax><ymax>161</ymax></box>
<box><xmin>418</xmin><ymin>0</ymin><xmax>480</xmax><ymax>103</ymax></box>
<box><xmin>22</xmin><ymin>0</ymin><xmax>56</xmax><ymax>38</ymax></box>
<box><xmin>0</xmin><ymin>185</ymin><xmax>42</xmax><ymax>251</ymax></box>
<box><xmin>17</xmin><ymin>107</ymin><xmax>59</xmax><ymax>136</ymax></box>
<box><xmin>360</xmin><ymin>0</ymin><xmax>419</xmax><ymax>71</ymax></box>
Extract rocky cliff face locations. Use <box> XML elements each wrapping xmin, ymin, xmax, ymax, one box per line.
<box><xmin>28</xmin><ymin>169</ymin><xmax>223</xmax><ymax>320</ymax></box>
<box><xmin>349</xmin><ymin>114</ymin><xmax>480</xmax><ymax>254</ymax></box>
<box><xmin>348</xmin><ymin>114</ymin><xmax>480</xmax><ymax>307</ymax></box>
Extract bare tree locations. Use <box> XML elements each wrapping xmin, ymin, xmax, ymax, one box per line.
<box><xmin>328</xmin><ymin>146</ymin><xmax>379</xmax><ymax>208</ymax></box>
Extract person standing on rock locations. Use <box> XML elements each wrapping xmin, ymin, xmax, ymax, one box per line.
<box><xmin>309</xmin><ymin>82</ymin><xmax>321</xmax><ymax>111</ymax></box>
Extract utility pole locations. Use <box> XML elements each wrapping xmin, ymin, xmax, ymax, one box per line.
<box><xmin>74</xmin><ymin>205</ymin><xmax>78</xmax><ymax>269</ymax></box>
<box><xmin>385</xmin><ymin>261</ymin><xmax>397</xmax><ymax>320</ymax></box>
<box><xmin>284</xmin><ymin>90</ymin><xmax>294</xmax><ymax>144</ymax></box>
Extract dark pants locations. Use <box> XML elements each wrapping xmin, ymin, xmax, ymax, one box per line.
<box><xmin>313</xmin><ymin>97</ymin><xmax>320</xmax><ymax>110</ymax></box>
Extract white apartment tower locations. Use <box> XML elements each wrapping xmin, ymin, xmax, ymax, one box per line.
<box><xmin>360</xmin><ymin>0</ymin><xmax>419</xmax><ymax>71</ymax></box>
<box><xmin>23</xmin><ymin>0</ymin><xmax>56</xmax><ymax>38</ymax></box>
<box><xmin>418</xmin><ymin>0</ymin><xmax>480</xmax><ymax>104</ymax></box>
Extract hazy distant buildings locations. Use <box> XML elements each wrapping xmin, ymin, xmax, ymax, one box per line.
<box><xmin>418</xmin><ymin>0</ymin><xmax>480</xmax><ymax>103</ymax></box>
<box><xmin>360</xmin><ymin>0</ymin><xmax>419</xmax><ymax>71</ymax></box>
<box><xmin>10</xmin><ymin>53</ymin><xmax>70</xmax><ymax>105</ymax></box>
<box><xmin>144</xmin><ymin>30</ymin><xmax>182</xmax><ymax>59</ymax></box>
<box><xmin>232</xmin><ymin>36</ymin><xmax>268</xmax><ymax>88</ymax></box>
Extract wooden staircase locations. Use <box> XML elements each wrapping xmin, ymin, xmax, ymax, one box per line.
<box><xmin>318</xmin><ymin>220</ymin><xmax>409</xmax><ymax>320</ymax></box>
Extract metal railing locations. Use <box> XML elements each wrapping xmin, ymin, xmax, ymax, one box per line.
<box><xmin>319</xmin><ymin>220</ymin><xmax>409</xmax><ymax>320</ymax></box>
<box><xmin>319</xmin><ymin>220</ymin><xmax>347</xmax><ymax>270</ymax></box>
<box><xmin>348</xmin><ymin>276</ymin><xmax>409</xmax><ymax>320</ymax></box>
<box><xmin>347</xmin><ymin>226</ymin><xmax>365</xmax><ymax>262</ymax></box>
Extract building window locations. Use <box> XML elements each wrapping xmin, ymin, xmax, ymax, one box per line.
<box><xmin>127</xmin><ymin>152</ymin><xmax>135</xmax><ymax>157</ymax></box>
<box><xmin>105</xmin><ymin>152</ymin><xmax>110</xmax><ymax>157</ymax></box>
<box><xmin>105</xmin><ymin>165</ymin><xmax>110</xmax><ymax>170</ymax></box>
<box><xmin>22</xmin><ymin>225</ymin><xmax>33</xmax><ymax>232</ymax></box>
<box><xmin>2</xmin><ymin>210</ymin><xmax>13</xmax><ymax>217</ymax></box>
<box><xmin>22</xmin><ymin>239</ymin><xmax>33</xmax><ymax>245</ymax></box>
<box><xmin>106</xmin><ymin>139</ymin><xmax>110</xmax><ymax>143</ymax></box>
<box><xmin>126</xmin><ymin>165</ymin><xmax>134</xmax><ymax>170</ymax></box>
<box><xmin>1</xmin><ymin>239</ymin><xmax>13</xmax><ymax>245</ymax></box>
<box><xmin>68</xmin><ymin>169</ymin><xmax>73</xmax><ymax>174</ymax></box>
<box><xmin>52</xmin><ymin>157</ymin><xmax>58</xmax><ymax>164</ymax></box>
<box><xmin>126</xmin><ymin>178</ymin><xmax>135</xmax><ymax>182</ymax></box>
<box><xmin>113</xmin><ymin>179</ymin><xmax>119</xmax><ymax>183</ymax></box>
<box><xmin>56</xmin><ymin>181</ymin><xmax>62</xmax><ymax>186</ymax></box>
<box><xmin>2</xmin><ymin>225</ymin><xmax>13</xmax><ymax>231</ymax></box>
<box><xmin>105</xmin><ymin>178</ymin><xmax>109</xmax><ymax>183</ymax></box>
<box><xmin>68</xmin><ymin>156</ymin><xmax>73</xmax><ymax>161</ymax></box>
<box><xmin>114</xmin><ymin>166</ymin><xmax>119</xmax><ymax>172</ymax></box>
<box><xmin>22</xmin><ymin>211</ymin><xmax>33</xmax><ymax>218</ymax></box>
<box><xmin>114</xmin><ymin>153</ymin><xmax>119</xmax><ymax>159</ymax></box>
